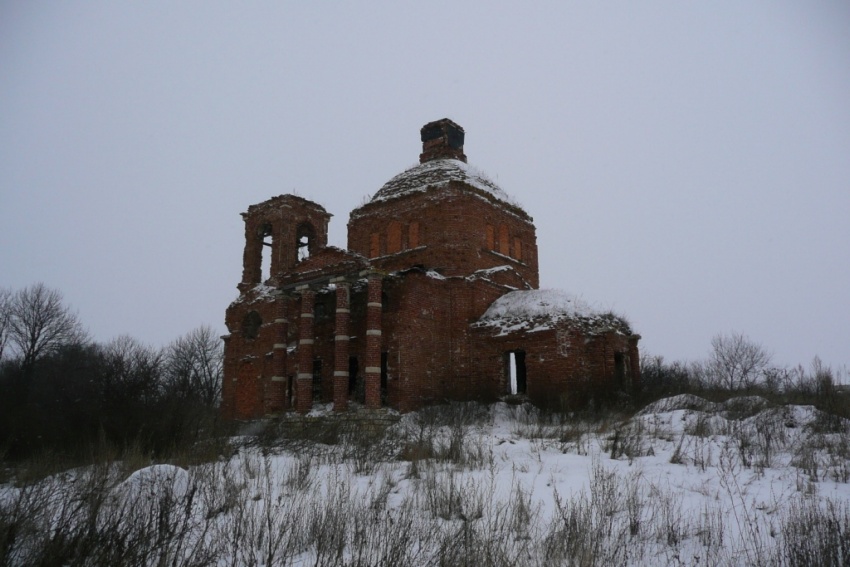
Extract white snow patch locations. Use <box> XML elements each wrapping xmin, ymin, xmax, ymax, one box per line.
<box><xmin>110</xmin><ymin>464</ymin><xmax>190</xmax><ymax>508</ymax></box>
<box><xmin>481</xmin><ymin>289</ymin><xmax>596</xmax><ymax>320</ymax></box>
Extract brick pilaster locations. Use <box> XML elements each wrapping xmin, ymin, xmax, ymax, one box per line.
<box><xmin>364</xmin><ymin>274</ymin><xmax>383</xmax><ymax>409</ymax></box>
<box><xmin>295</xmin><ymin>289</ymin><xmax>315</xmax><ymax>414</ymax></box>
<box><xmin>267</xmin><ymin>296</ymin><xmax>289</xmax><ymax>412</ymax></box>
<box><xmin>333</xmin><ymin>282</ymin><xmax>351</xmax><ymax>412</ymax></box>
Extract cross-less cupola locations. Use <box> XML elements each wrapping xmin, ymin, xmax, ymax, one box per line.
<box><xmin>419</xmin><ymin>118</ymin><xmax>467</xmax><ymax>163</ymax></box>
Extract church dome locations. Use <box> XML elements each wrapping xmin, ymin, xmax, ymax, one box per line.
<box><xmin>369</xmin><ymin>157</ymin><xmax>521</xmax><ymax>210</ymax></box>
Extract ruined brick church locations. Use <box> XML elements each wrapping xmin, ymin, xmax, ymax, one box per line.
<box><xmin>221</xmin><ymin>119</ymin><xmax>640</xmax><ymax>419</ymax></box>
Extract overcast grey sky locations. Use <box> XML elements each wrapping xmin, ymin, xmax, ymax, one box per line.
<box><xmin>1</xmin><ymin>1</ymin><xmax>848</xmax><ymax>370</ymax></box>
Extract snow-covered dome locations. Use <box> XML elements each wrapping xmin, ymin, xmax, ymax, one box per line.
<box><xmin>369</xmin><ymin>158</ymin><xmax>522</xmax><ymax>209</ymax></box>
<box><xmin>476</xmin><ymin>289</ymin><xmax>632</xmax><ymax>335</ymax></box>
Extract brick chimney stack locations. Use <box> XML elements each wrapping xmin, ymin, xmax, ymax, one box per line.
<box><xmin>419</xmin><ymin>118</ymin><xmax>467</xmax><ymax>163</ymax></box>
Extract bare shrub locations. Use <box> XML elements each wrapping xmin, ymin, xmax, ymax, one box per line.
<box><xmin>418</xmin><ymin>467</ymin><xmax>488</xmax><ymax>522</ymax></box>
<box><xmin>543</xmin><ymin>460</ymin><xmax>646</xmax><ymax>566</ymax></box>
<box><xmin>0</xmin><ymin>461</ymin><xmax>217</xmax><ymax>566</ymax></box>
<box><xmin>776</xmin><ymin>497</ymin><xmax>850</xmax><ymax>566</ymax></box>
<box><xmin>607</xmin><ymin>419</ymin><xmax>651</xmax><ymax>462</ymax></box>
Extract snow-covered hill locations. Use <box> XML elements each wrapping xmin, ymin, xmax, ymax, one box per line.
<box><xmin>2</xmin><ymin>396</ymin><xmax>849</xmax><ymax>566</ymax></box>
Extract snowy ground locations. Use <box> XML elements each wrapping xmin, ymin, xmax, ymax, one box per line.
<box><xmin>2</xmin><ymin>395</ymin><xmax>850</xmax><ymax>566</ymax></box>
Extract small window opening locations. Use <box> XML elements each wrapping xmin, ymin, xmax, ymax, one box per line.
<box><xmin>260</xmin><ymin>223</ymin><xmax>273</xmax><ymax>281</ymax></box>
<box><xmin>314</xmin><ymin>294</ymin><xmax>332</xmax><ymax>322</ymax></box>
<box><xmin>506</xmin><ymin>350</ymin><xmax>527</xmax><ymax>395</ymax></box>
<box><xmin>312</xmin><ymin>359</ymin><xmax>323</xmax><ymax>402</ymax></box>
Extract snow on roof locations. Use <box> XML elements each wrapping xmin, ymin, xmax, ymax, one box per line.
<box><xmin>230</xmin><ymin>283</ymin><xmax>278</xmax><ymax>307</ymax></box>
<box><xmin>368</xmin><ymin>159</ymin><xmax>524</xmax><ymax>211</ymax></box>
<box><xmin>475</xmin><ymin>289</ymin><xmax>631</xmax><ymax>336</ymax></box>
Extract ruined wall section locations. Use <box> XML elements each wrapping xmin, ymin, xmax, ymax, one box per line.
<box><xmin>222</xmin><ymin>287</ymin><xmax>291</xmax><ymax>419</ymax></box>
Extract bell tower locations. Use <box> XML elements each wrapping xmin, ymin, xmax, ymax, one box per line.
<box><xmin>237</xmin><ymin>195</ymin><xmax>331</xmax><ymax>292</ymax></box>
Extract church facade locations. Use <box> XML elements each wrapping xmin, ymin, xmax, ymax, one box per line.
<box><xmin>221</xmin><ymin>119</ymin><xmax>640</xmax><ymax>419</ymax></box>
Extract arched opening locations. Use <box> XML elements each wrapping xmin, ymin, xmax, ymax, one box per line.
<box><xmin>297</xmin><ymin>222</ymin><xmax>316</xmax><ymax>262</ymax></box>
<box><xmin>505</xmin><ymin>350</ymin><xmax>527</xmax><ymax>395</ymax></box>
<box><xmin>259</xmin><ymin>223</ymin><xmax>273</xmax><ymax>281</ymax></box>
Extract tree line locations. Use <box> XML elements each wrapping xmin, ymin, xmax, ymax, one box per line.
<box><xmin>0</xmin><ymin>283</ymin><xmax>224</xmax><ymax>461</ymax></box>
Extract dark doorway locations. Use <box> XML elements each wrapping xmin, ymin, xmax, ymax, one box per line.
<box><xmin>312</xmin><ymin>359</ymin><xmax>323</xmax><ymax>402</ymax></box>
<box><xmin>506</xmin><ymin>350</ymin><xmax>527</xmax><ymax>395</ymax></box>
<box><xmin>614</xmin><ymin>353</ymin><xmax>626</xmax><ymax>388</ymax></box>
<box><xmin>348</xmin><ymin>356</ymin><xmax>359</xmax><ymax>394</ymax></box>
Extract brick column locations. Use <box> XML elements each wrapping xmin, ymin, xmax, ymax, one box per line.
<box><xmin>267</xmin><ymin>295</ymin><xmax>289</xmax><ymax>412</ymax></box>
<box><xmin>364</xmin><ymin>274</ymin><xmax>382</xmax><ymax>409</ymax></box>
<box><xmin>333</xmin><ymin>282</ymin><xmax>350</xmax><ymax>412</ymax></box>
<box><xmin>295</xmin><ymin>289</ymin><xmax>315</xmax><ymax>414</ymax></box>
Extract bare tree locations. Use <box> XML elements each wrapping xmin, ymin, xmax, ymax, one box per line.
<box><xmin>706</xmin><ymin>332</ymin><xmax>772</xmax><ymax>391</ymax></box>
<box><xmin>164</xmin><ymin>325</ymin><xmax>223</xmax><ymax>406</ymax></box>
<box><xmin>7</xmin><ymin>283</ymin><xmax>87</xmax><ymax>372</ymax></box>
<box><xmin>0</xmin><ymin>287</ymin><xmax>11</xmax><ymax>362</ymax></box>
<box><xmin>101</xmin><ymin>335</ymin><xmax>164</xmax><ymax>403</ymax></box>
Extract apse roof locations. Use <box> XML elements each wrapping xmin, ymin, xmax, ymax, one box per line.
<box><xmin>475</xmin><ymin>289</ymin><xmax>633</xmax><ymax>336</ymax></box>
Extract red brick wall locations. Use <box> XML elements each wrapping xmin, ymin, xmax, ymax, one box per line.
<box><xmin>471</xmin><ymin>324</ymin><xmax>640</xmax><ymax>409</ymax></box>
<box><xmin>348</xmin><ymin>185</ymin><xmax>539</xmax><ymax>288</ymax></box>
<box><xmin>222</xmin><ymin>289</ymin><xmax>281</xmax><ymax>419</ymax></box>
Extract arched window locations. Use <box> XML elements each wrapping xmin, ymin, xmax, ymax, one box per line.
<box><xmin>409</xmin><ymin>222</ymin><xmax>420</xmax><ymax>248</ymax></box>
<box><xmin>296</xmin><ymin>222</ymin><xmax>316</xmax><ymax>262</ymax></box>
<box><xmin>498</xmin><ymin>224</ymin><xmax>510</xmax><ymax>255</ymax></box>
<box><xmin>370</xmin><ymin>233</ymin><xmax>380</xmax><ymax>258</ymax></box>
<box><xmin>259</xmin><ymin>223</ymin><xmax>273</xmax><ymax>280</ymax></box>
